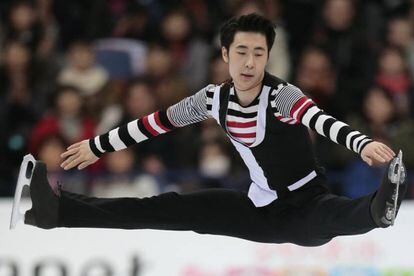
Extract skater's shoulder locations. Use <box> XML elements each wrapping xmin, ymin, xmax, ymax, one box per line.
<box><xmin>205</xmin><ymin>83</ymin><xmax>218</xmax><ymax>92</ymax></box>
<box><xmin>201</xmin><ymin>84</ymin><xmax>218</xmax><ymax>99</ymax></box>
<box><xmin>203</xmin><ymin>80</ymin><xmax>232</xmax><ymax>95</ymax></box>
<box><xmin>268</xmin><ymin>80</ymin><xmax>303</xmax><ymax>98</ymax></box>
<box><xmin>263</xmin><ymin>71</ymin><xmax>288</xmax><ymax>89</ymax></box>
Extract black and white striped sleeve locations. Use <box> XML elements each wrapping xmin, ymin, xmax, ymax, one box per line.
<box><xmin>166</xmin><ymin>84</ymin><xmax>214</xmax><ymax>127</ymax></box>
<box><xmin>271</xmin><ymin>84</ymin><xmax>373</xmax><ymax>155</ymax></box>
<box><xmin>88</xmin><ymin>85</ymin><xmax>214</xmax><ymax>157</ymax></box>
<box><xmin>88</xmin><ymin>109</ymin><xmax>177</xmax><ymax>157</ymax></box>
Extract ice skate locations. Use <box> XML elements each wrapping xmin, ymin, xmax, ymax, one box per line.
<box><xmin>10</xmin><ymin>154</ymin><xmax>60</xmax><ymax>229</ymax></box>
<box><xmin>371</xmin><ymin>150</ymin><xmax>407</xmax><ymax>228</ymax></box>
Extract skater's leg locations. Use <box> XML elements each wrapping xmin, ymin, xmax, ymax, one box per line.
<box><xmin>306</xmin><ymin>153</ymin><xmax>407</xmax><ymax>241</ymax></box>
<box><xmin>306</xmin><ymin>193</ymin><xmax>377</xmax><ymax>241</ymax></box>
<box><xmin>59</xmin><ymin>189</ymin><xmax>284</xmax><ymax>243</ymax></box>
<box><xmin>23</xmin><ymin>160</ymin><xmax>316</xmax><ymax>244</ymax></box>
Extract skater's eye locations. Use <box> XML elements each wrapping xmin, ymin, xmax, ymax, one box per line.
<box><xmin>237</xmin><ymin>52</ymin><xmax>246</xmax><ymax>55</ymax></box>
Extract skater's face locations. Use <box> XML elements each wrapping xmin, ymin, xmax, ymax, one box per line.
<box><xmin>222</xmin><ymin>31</ymin><xmax>268</xmax><ymax>91</ymax></box>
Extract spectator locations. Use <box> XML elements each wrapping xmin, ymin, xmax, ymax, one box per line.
<box><xmin>340</xmin><ymin>86</ymin><xmax>414</xmax><ymax>197</ymax></box>
<box><xmin>0</xmin><ymin>16</ymin><xmax>5</xmax><ymax>53</ymax></box>
<box><xmin>111</xmin><ymin>2</ymin><xmax>154</xmax><ymax>42</ymax></box>
<box><xmin>91</xmin><ymin>149</ymin><xmax>161</xmax><ymax>198</ymax></box>
<box><xmin>0</xmin><ymin>41</ymin><xmax>35</xmax><ymax>110</ymax></box>
<box><xmin>5</xmin><ymin>1</ymin><xmax>42</xmax><ymax>53</ymax></box>
<box><xmin>53</xmin><ymin>0</ymin><xmax>112</xmax><ymax>48</ymax></box>
<box><xmin>159</xmin><ymin>9</ymin><xmax>210</xmax><ymax>91</ymax></box>
<box><xmin>58</xmin><ymin>40</ymin><xmax>108</xmax><ymax>97</ymax></box>
<box><xmin>146</xmin><ymin>44</ymin><xmax>189</xmax><ymax>109</ymax></box>
<box><xmin>208</xmin><ymin>50</ymin><xmax>231</xmax><ymax>84</ymax></box>
<box><xmin>198</xmin><ymin>141</ymin><xmax>231</xmax><ymax>187</ymax></box>
<box><xmin>29</xmin><ymin>85</ymin><xmax>96</xmax><ymax>158</ymax></box>
<box><xmin>183</xmin><ymin>0</ymin><xmax>228</xmax><ymax>41</ymax></box>
<box><xmin>312</xmin><ymin>0</ymin><xmax>374</xmax><ymax>114</ymax></box>
<box><xmin>35</xmin><ymin>0</ymin><xmax>59</xmax><ymax>59</ymax></box>
<box><xmin>97</xmin><ymin>77</ymin><xmax>156</xmax><ymax>134</ymax></box>
<box><xmin>119</xmin><ymin>79</ymin><xmax>158</xmax><ymax>124</ymax></box>
<box><xmin>37</xmin><ymin>134</ymin><xmax>88</xmax><ymax>194</ymax></box>
<box><xmin>375</xmin><ymin>47</ymin><xmax>413</xmax><ymax>118</ymax></box>
<box><xmin>102</xmin><ymin>78</ymin><xmax>179</xmax><ymax>176</ymax></box>
<box><xmin>295</xmin><ymin>46</ymin><xmax>339</xmax><ymax>116</ymax></box>
<box><xmin>0</xmin><ymin>41</ymin><xmax>38</xmax><ymax>196</ymax></box>
<box><xmin>386</xmin><ymin>16</ymin><xmax>414</xmax><ymax>85</ymax></box>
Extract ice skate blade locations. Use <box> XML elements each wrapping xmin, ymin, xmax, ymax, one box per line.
<box><xmin>388</xmin><ymin>150</ymin><xmax>405</xmax><ymax>185</ymax></box>
<box><xmin>9</xmin><ymin>154</ymin><xmax>36</xmax><ymax>229</ymax></box>
<box><xmin>391</xmin><ymin>150</ymin><xmax>403</xmax><ymax>226</ymax></box>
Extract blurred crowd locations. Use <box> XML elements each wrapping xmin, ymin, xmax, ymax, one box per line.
<box><xmin>1</xmin><ymin>0</ymin><xmax>414</xmax><ymax>200</ymax></box>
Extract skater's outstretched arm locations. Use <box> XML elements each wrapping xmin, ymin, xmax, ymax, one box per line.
<box><xmin>60</xmin><ymin>84</ymin><xmax>216</xmax><ymax>170</ymax></box>
<box><xmin>271</xmin><ymin>84</ymin><xmax>395</xmax><ymax>166</ymax></box>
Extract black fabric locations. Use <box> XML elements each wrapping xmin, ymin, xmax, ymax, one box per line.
<box><xmin>57</xmin><ymin>176</ymin><xmax>377</xmax><ymax>246</ymax></box>
<box><xmin>230</xmin><ymin>94</ymin><xmax>260</xmax><ymax>107</ymax></box>
<box><xmin>118</xmin><ymin>125</ymin><xmax>137</xmax><ymax>148</ymax></box>
<box><xmin>25</xmin><ymin>162</ymin><xmax>59</xmax><ymax>229</ymax></box>
<box><xmin>336</xmin><ymin>125</ymin><xmax>353</xmax><ymax>146</ymax></box>
<box><xmin>356</xmin><ymin>136</ymin><xmax>366</xmax><ymax>153</ymax></box>
<box><xmin>99</xmin><ymin>133</ymin><xmax>115</xmax><ymax>152</ymax></box>
<box><xmin>137</xmin><ymin>119</ymin><xmax>152</xmax><ymax>138</ymax></box>
<box><xmin>158</xmin><ymin>110</ymin><xmax>176</xmax><ymax>130</ymax></box>
<box><xmin>89</xmin><ymin>139</ymin><xmax>103</xmax><ymax>157</ymax></box>
<box><xmin>218</xmin><ymin>82</ymin><xmax>231</xmax><ymax>129</ymax></box>
<box><xmin>216</xmin><ymin>72</ymin><xmax>321</xmax><ymax>198</ymax></box>
<box><xmin>227</xmin><ymin>109</ymin><xmax>257</xmax><ymax>118</ymax></box>
<box><xmin>264</xmin><ymin>73</ymin><xmax>288</xmax><ymax>87</ymax></box>
<box><xmin>308</xmin><ymin>110</ymin><xmax>324</xmax><ymax>130</ymax></box>
<box><xmin>322</xmin><ymin>118</ymin><xmax>337</xmax><ymax>137</ymax></box>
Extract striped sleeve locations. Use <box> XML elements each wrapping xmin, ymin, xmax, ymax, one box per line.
<box><xmin>166</xmin><ymin>84</ymin><xmax>214</xmax><ymax>127</ymax></box>
<box><xmin>88</xmin><ymin>85</ymin><xmax>214</xmax><ymax>157</ymax></box>
<box><xmin>271</xmin><ymin>84</ymin><xmax>373</xmax><ymax>155</ymax></box>
<box><xmin>89</xmin><ymin>110</ymin><xmax>176</xmax><ymax>157</ymax></box>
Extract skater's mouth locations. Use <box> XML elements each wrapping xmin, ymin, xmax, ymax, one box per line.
<box><xmin>241</xmin><ymin>73</ymin><xmax>254</xmax><ymax>78</ymax></box>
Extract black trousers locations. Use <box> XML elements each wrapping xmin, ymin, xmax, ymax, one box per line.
<box><xmin>57</xmin><ymin>176</ymin><xmax>378</xmax><ymax>246</ymax></box>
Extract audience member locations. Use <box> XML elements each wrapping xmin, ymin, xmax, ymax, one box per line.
<box><xmin>312</xmin><ymin>0</ymin><xmax>374</xmax><ymax>114</ymax></box>
<box><xmin>29</xmin><ymin>86</ymin><xmax>96</xmax><ymax>157</ymax></box>
<box><xmin>375</xmin><ymin>47</ymin><xmax>413</xmax><ymax>118</ymax></box>
<box><xmin>91</xmin><ymin>149</ymin><xmax>161</xmax><ymax>198</ymax></box>
<box><xmin>58</xmin><ymin>40</ymin><xmax>108</xmax><ymax>97</ymax></box>
<box><xmin>159</xmin><ymin>9</ymin><xmax>210</xmax><ymax>92</ymax></box>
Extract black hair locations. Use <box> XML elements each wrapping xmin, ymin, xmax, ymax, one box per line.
<box><xmin>51</xmin><ymin>85</ymin><xmax>83</xmax><ymax>110</ymax></box>
<box><xmin>128</xmin><ymin>76</ymin><xmax>153</xmax><ymax>88</ymax></box>
<box><xmin>219</xmin><ymin>13</ymin><xmax>276</xmax><ymax>53</ymax></box>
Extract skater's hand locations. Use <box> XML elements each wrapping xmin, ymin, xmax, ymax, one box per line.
<box><xmin>361</xmin><ymin>141</ymin><xmax>395</xmax><ymax>166</ymax></box>
<box><xmin>60</xmin><ymin>140</ymin><xmax>99</xmax><ymax>170</ymax></box>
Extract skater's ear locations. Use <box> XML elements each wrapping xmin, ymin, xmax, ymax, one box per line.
<box><xmin>222</xmin><ymin>46</ymin><xmax>229</xmax><ymax>63</ymax></box>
